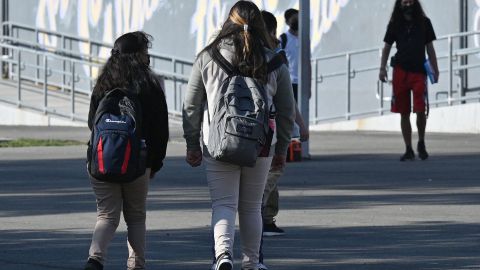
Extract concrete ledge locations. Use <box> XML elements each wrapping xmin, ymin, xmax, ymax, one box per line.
<box><xmin>3</xmin><ymin>100</ymin><xmax>480</xmax><ymax>133</ymax></box>
<box><xmin>311</xmin><ymin>103</ymin><xmax>480</xmax><ymax>134</ymax></box>
<box><xmin>0</xmin><ymin>103</ymin><xmax>87</xmax><ymax>127</ymax></box>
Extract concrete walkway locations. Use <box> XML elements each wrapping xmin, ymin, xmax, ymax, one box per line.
<box><xmin>0</xmin><ymin>125</ymin><xmax>479</xmax><ymax>270</ymax></box>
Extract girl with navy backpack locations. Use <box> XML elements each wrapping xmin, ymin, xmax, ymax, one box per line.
<box><xmin>84</xmin><ymin>31</ymin><xmax>168</xmax><ymax>270</ymax></box>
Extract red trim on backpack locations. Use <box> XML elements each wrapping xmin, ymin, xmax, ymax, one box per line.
<box><xmin>121</xmin><ymin>140</ymin><xmax>131</xmax><ymax>174</ymax></box>
<box><xmin>97</xmin><ymin>137</ymin><xmax>105</xmax><ymax>174</ymax></box>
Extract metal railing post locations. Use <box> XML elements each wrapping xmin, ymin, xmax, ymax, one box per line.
<box><xmin>379</xmin><ymin>80</ymin><xmax>384</xmax><ymax>115</ymax></box>
<box><xmin>88</xmin><ymin>41</ymin><xmax>93</xmax><ymax>90</ymax></box>
<box><xmin>43</xmin><ymin>55</ymin><xmax>48</xmax><ymax>113</ymax></box>
<box><xmin>71</xmin><ymin>62</ymin><xmax>75</xmax><ymax>118</ymax></box>
<box><xmin>448</xmin><ymin>36</ymin><xmax>453</xmax><ymax>105</ymax></box>
<box><xmin>172</xmin><ymin>58</ymin><xmax>177</xmax><ymax>111</ymax></box>
<box><xmin>35</xmin><ymin>28</ymin><xmax>40</xmax><ymax>85</ymax></box>
<box><xmin>314</xmin><ymin>59</ymin><xmax>318</xmax><ymax>121</ymax></box>
<box><xmin>346</xmin><ymin>53</ymin><xmax>351</xmax><ymax>120</ymax></box>
<box><xmin>180</xmin><ymin>62</ymin><xmax>185</xmax><ymax>111</ymax></box>
<box><xmin>8</xmin><ymin>25</ymin><xmax>12</xmax><ymax>79</ymax></box>
<box><xmin>17</xmin><ymin>50</ymin><xmax>21</xmax><ymax>106</ymax></box>
<box><xmin>0</xmin><ymin>47</ymin><xmax>2</xmax><ymax>79</ymax></box>
<box><xmin>62</xmin><ymin>35</ymin><xmax>66</xmax><ymax>92</ymax></box>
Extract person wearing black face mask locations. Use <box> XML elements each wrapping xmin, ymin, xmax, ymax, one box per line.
<box><xmin>84</xmin><ymin>31</ymin><xmax>169</xmax><ymax>270</ymax></box>
<box><xmin>402</xmin><ymin>4</ymin><xmax>414</xmax><ymax>17</ymax></box>
<box><xmin>290</xmin><ymin>18</ymin><xmax>299</xmax><ymax>32</ymax></box>
<box><xmin>379</xmin><ymin>0</ymin><xmax>439</xmax><ymax>162</ymax></box>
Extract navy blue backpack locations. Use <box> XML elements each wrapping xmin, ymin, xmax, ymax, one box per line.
<box><xmin>87</xmin><ymin>88</ymin><xmax>147</xmax><ymax>183</ymax></box>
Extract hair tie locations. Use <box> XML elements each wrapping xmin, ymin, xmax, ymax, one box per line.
<box><xmin>243</xmin><ymin>24</ymin><xmax>249</xmax><ymax>31</ymax></box>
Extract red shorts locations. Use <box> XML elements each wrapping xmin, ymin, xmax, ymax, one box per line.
<box><xmin>391</xmin><ymin>66</ymin><xmax>428</xmax><ymax>114</ymax></box>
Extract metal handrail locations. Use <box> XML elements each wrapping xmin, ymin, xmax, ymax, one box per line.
<box><xmin>311</xmin><ymin>31</ymin><xmax>480</xmax><ymax>63</ymax></box>
<box><xmin>2</xmin><ymin>21</ymin><xmax>479</xmax><ymax>125</ymax></box>
<box><xmin>2</xmin><ymin>21</ymin><xmax>194</xmax><ymax>85</ymax></box>
<box><xmin>0</xmin><ymin>22</ymin><xmax>195</xmax><ymax>121</ymax></box>
<box><xmin>313</xmin><ymin>47</ymin><xmax>381</xmax><ymax>61</ymax></box>
<box><xmin>0</xmin><ymin>40</ymin><xmax>191</xmax><ymax>84</ymax></box>
<box><xmin>0</xmin><ymin>46</ymin><xmax>85</xmax><ymax>119</ymax></box>
<box><xmin>0</xmin><ymin>35</ymin><xmax>193</xmax><ymax>123</ymax></box>
<box><xmin>0</xmin><ymin>42</ymin><xmax>104</xmax><ymax>66</ymax></box>
<box><xmin>311</xmin><ymin>31</ymin><xmax>480</xmax><ymax>124</ymax></box>
<box><xmin>0</xmin><ymin>43</ymin><xmax>191</xmax><ymax>121</ymax></box>
<box><xmin>2</xmin><ymin>21</ymin><xmax>195</xmax><ymax>65</ymax></box>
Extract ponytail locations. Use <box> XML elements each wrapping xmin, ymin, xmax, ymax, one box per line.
<box><xmin>200</xmin><ymin>0</ymin><xmax>272</xmax><ymax>83</ymax></box>
<box><xmin>242</xmin><ymin>25</ymin><xmax>251</xmax><ymax>60</ymax></box>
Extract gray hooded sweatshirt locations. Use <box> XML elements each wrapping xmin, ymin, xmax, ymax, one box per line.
<box><xmin>183</xmin><ymin>40</ymin><xmax>295</xmax><ymax>156</ymax></box>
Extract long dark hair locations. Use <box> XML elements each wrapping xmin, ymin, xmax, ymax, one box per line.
<box><xmin>201</xmin><ymin>1</ymin><xmax>273</xmax><ymax>83</ymax></box>
<box><xmin>261</xmin><ymin>10</ymin><xmax>278</xmax><ymax>49</ymax></box>
<box><xmin>389</xmin><ymin>0</ymin><xmax>426</xmax><ymax>27</ymax></box>
<box><xmin>93</xmin><ymin>31</ymin><xmax>160</xmax><ymax>96</ymax></box>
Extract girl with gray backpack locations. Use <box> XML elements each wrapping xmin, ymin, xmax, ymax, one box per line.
<box><xmin>182</xmin><ymin>1</ymin><xmax>295</xmax><ymax>269</ymax></box>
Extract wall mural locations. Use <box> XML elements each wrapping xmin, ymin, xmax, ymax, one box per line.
<box><xmin>191</xmin><ymin>0</ymin><xmax>350</xmax><ymax>54</ymax></box>
<box><xmin>35</xmin><ymin>0</ymin><xmax>350</xmax><ymax>75</ymax></box>
<box><xmin>36</xmin><ymin>0</ymin><xmax>163</xmax><ymax>76</ymax></box>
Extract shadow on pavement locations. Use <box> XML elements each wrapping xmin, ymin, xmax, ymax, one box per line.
<box><xmin>1</xmin><ymin>154</ymin><xmax>480</xmax><ymax>217</ymax></box>
<box><xmin>0</xmin><ymin>223</ymin><xmax>479</xmax><ymax>270</ymax></box>
<box><xmin>0</xmin><ymin>153</ymin><xmax>479</xmax><ymax>269</ymax></box>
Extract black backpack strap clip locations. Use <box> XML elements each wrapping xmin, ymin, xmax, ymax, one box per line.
<box><xmin>280</xmin><ymin>33</ymin><xmax>287</xmax><ymax>49</ymax></box>
<box><xmin>267</xmin><ymin>53</ymin><xmax>287</xmax><ymax>73</ymax></box>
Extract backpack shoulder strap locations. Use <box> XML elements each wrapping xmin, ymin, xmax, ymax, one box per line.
<box><xmin>280</xmin><ymin>33</ymin><xmax>287</xmax><ymax>49</ymax></box>
<box><xmin>209</xmin><ymin>47</ymin><xmax>236</xmax><ymax>76</ymax></box>
<box><xmin>93</xmin><ymin>88</ymin><xmax>130</xmax><ymax>124</ymax></box>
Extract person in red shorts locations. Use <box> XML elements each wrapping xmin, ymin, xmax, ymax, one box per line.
<box><xmin>379</xmin><ymin>0</ymin><xmax>439</xmax><ymax>161</ymax></box>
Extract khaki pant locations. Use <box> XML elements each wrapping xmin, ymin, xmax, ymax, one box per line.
<box><xmin>205</xmin><ymin>156</ymin><xmax>272</xmax><ymax>269</ymax></box>
<box><xmin>88</xmin><ymin>169</ymin><xmax>150</xmax><ymax>270</ymax></box>
<box><xmin>262</xmin><ymin>167</ymin><xmax>284</xmax><ymax>224</ymax></box>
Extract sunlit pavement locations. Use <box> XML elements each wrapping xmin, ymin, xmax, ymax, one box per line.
<box><xmin>0</xmin><ymin>125</ymin><xmax>479</xmax><ymax>269</ymax></box>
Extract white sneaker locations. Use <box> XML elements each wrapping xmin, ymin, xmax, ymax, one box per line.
<box><xmin>214</xmin><ymin>252</ymin><xmax>233</xmax><ymax>270</ymax></box>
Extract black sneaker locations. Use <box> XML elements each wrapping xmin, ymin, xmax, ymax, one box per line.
<box><xmin>84</xmin><ymin>258</ymin><xmax>103</xmax><ymax>270</ymax></box>
<box><xmin>400</xmin><ymin>147</ymin><xmax>415</xmax><ymax>161</ymax></box>
<box><xmin>417</xmin><ymin>141</ymin><xmax>429</xmax><ymax>160</ymax></box>
<box><xmin>213</xmin><ymin>252</ymin><xmax>233</xmax><ymax>270</ymax></box>
<box><xmin>258</xmin><ymin>263</ymin><xmax>268</xmax><ymax>270</ymax></box>
<box><xmin>241</xmin><ymin>266</ymin><xmax>268</xmax><ymax>270</ymax></box>
<box><xmin>263</xmin><ymin>221</ymin><xmax>285</xmax><ymax>237</ymax></box>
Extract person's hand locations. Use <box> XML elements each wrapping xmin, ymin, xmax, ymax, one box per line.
<box><xmin>186</xmin><ymin>150</ymin><xmax>202</xmax><ymax>167</ymax></box>
<box><xmin>379</xmin><ymin>67</ymin><xmax>388</xmax><ymax>82</ymax></box>
<box><xmin>299</xmin><ymin>125</ymin><xmax>309</xmax><ymax>142</ymax></box>
<box><xmin>271</xmin><ymin>154</ymin><xmax>286</xmax><ymax>171</ymax></box>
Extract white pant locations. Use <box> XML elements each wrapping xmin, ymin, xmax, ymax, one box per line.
<box><xmin>205</xmin><ymin>156</ymin><xmax>272</xmax><ymax>269</ymax></box>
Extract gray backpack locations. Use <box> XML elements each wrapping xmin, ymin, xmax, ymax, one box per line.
<box><xmin>207</xmin><ymin>48</ymin><xmax>285</xmax><ymax>167</ymax></box>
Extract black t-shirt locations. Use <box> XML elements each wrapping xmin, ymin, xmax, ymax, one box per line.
<box><xmin>383</xmin><ymin>17</ymin><xmax>436</xmax><ymax>73</ymax></box>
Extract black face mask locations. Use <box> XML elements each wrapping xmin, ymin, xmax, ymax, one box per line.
<box><xmin>290</xmin><ymin>20</ymin><xmax>298</xmax><ymax>31</ymax></box>
<box><xmin>402</xmin><ymin>5</ymin><xmax>414</xmax><ymax>17</ymax></box>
